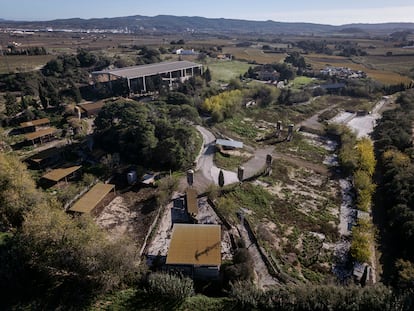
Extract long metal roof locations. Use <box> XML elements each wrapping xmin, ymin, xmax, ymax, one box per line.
<box><xmin>68</xmin><ymin>183</ymin><xmax>114</xmax><ymax>214</ymax></box>
<box><xmin>27</xmin><ymin>147</ymin><xmax>60</xmax><ymax>164</ymax></box>
<box><xmin>93</xmin><ymin>61</ymin><xmax>202</xmax><ymax>80</ymax></box>
<box><xmin>78</xmin><ymin>101</ymin><xmax>106</xmax><ymax>113</ymax></box>
<box><xmin>216</xmin><ymin>139</ymin><xmax>244</xmax><ymax>149</ymax></box>
<box><xmin>20</xmin><ymin>118</ymin><xmax>50</xmax><ymax>128</ymax></box>
<box><xmin>186</xmin><ymin>188</ymin><xmax>198</xmax><ymax>216</ymax></box>
<box><xmin>166</xmin><ymin>224</ymin><xmax>221</xmax><ymax>266</ymax></box>
<box><xmin>42</xmin><ymin>165</ymin><xmax>82</xmax><ymax>182</ymax></box>
<box><xmin>24</xmin><ymin>127</ymin><xmax>56</xmax><ymax>141</ymax></box>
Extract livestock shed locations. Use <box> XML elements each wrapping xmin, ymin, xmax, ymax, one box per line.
<box><xmin>166</xmin><ymin>224</ymin><xmax>221</xmax><ymax>280</ymax></box>
<box><xmin>24</xmin><ymin>127</ymin><xmax>57</xmax><ymax>145</ymax></box>
<box><xmin>77</xmin><ymin>101</ymin><xmax>106</xmax><ymax>118</ymax></box>
<box><xmin>41</xmin><ymin>165</ymin><xmax>82</xmax><ymax>187</ymax></box>
<box><xmin>68</xmin><ymin>183</ymin><xmax>115</xmax><ymax>215</ymax></box>
<box><xmin>20</xmin><ymin>118</ymin><xmax>50</xmax><ymax>132</ymax></box>
<box><xmin>92</xmin><ymin>61</ymin><xmax>203</xmax><ymax>94</ymax></box>
<box><xmin>26</xmin><ymin>147</ymin><xmax>62</xmax><ymax>168</ymax></box>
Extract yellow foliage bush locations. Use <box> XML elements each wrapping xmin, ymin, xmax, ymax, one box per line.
<box><xmin>356</xmin><ymin>137</ymin><xmax>376</xmax><ymax>177</ymax></box>
<box><xmin>202</xmin><ymin>90</ymin><xmax>243</xmax><ymax>120</ymax></box>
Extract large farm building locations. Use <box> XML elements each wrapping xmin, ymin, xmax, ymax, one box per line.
<box><xmin>92</xmin><ymin>61</ymin><xmax>203</xmax><ymax>94</ymax></box>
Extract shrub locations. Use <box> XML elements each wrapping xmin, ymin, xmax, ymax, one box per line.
<box><xmin>230</xmin><ymin>281</ymin><xmax>262</xmax><ymax>309</ymax></box>
<box><xmin>350</xmin><ymin>219</ymin><xmax>374</xmax><ymax>263</ymax></box>
<box><xmin>147</xmin><ymin>272</ymin><xmax>194</xmax><ymax>301</ymax></box>
<box><xmin>353</xmin><ymin>170</ymin><xmax>376</xmax><ymax>212</ymax></box>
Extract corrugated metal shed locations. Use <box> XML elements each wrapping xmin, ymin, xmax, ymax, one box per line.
<box><xmin>69</xmin><ymin>183</ymin><xmax>114</xmax><ymax>214</ymax></box>
<box><xmin>24</xmin><ymin>127</ymin><xmax>56</xmax><ymax>141</ymax></box>
<box><xmin>27</xmin><ymin>147</ymin><xmax>60</xmax><ymax>164</ymax></box>
<box><xmin>186</xmin><ymin>188</ymin><xmax>198</xmax><ymax>216</ymax></box>
<box><xmin>93</xmin><ymin>61</ymin><xmax>201</xmax><ymax>80</ymax></box>
<box><xmin>42</xmin><ymin>165</ymin><xmax>82</xmax><ymax>182</ymax></box>
<box><xmin>166</xmin><ymin>224</ymin><xmax>221</xmax><ymax>266</ymax></box>
<box><xmin>216</xmin><ymin>139</ymin><xmax>243</xmax><ymax>149</ymax></box>
<box><xmin>78</xmin><ymin>101</ymin><xmax>105</xmax><ymax>116</ymax></box>
<box><xmin>20</xmin><ymin>118</ymin><xmax>50</xmax><ymax>128</ymax></box>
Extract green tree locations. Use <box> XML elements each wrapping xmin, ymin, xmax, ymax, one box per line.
<box><xmin>219</xmin><ymin>170</ymin><xmax>225</xmax><ymax>187</ymax></box>
<box><xmin>38</xmin><ymin>83</ymin><xmax>48</xmax><ymax>109</ymax></box>
<box><xmin>354</xmin><ymin>169</ymin><xmax>376</xmax><ymax>211</ymax></box>
<box><xmin>204</xmin><ymin>67</ymin><xmax>212</xmax><ymax>82</ymax></box>
<box><xmin>19</xmin><ymin>204</ymin><xmax>138</xmax><ymax>291</ymax></box>
<box><xmin>43</xmin><ymin>58</ymin><xmax>64</xmax><ymax>76</ymax></box>
<box><xmin>77</xmin><ymin>49</ymin><xmax>97</xmax><ymax>67</ymax></box>
<box><xmin>0</xmin><ymin>153</ymin><xmax>43</xmax><ymax>229</ymax></box>
<box><xmin>4</xmin><ymin>92</ymin><xmax>20</xmax><ymax>117</ymax></box>
<box><xmin>285</xmin><ymin>51</ymin><xmax>307</xmax><ymax>69</ymax></box>
<box><xmin>350</xmin><ymin>219</ymin><xmax>374</xmax><ymax>263</ymax></box>
<box><xmin>166</xmin><ymin>92</ymin><xmax>191</xmax><ymax>105</ymax></box>
<box><xmin>356</xmin><ymin>137</ymin><xmax>376</xmax><ymax>176</ymax></box>
<box><xmin>95</xmin><ymin>100</ymin><xmax>157</xmax><ymax>163</ymax></box>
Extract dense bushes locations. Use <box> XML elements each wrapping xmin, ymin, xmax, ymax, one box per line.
<box><xmin>202</xmin><ymin>89</ymin><xmax>243</xmax><ymax>122</ymax></box>
<box><xmin>0</xmin><ymin>153</ymin><xmax>43</xmax><ymax>229</ymax></box>
<box><xmin>354</xmin><ymin>138</ymin><xmax>376</xmax><ymax>212</ymax></box>
<box><xmin>0</xmin><ymin>152</ymin><xmax>139</xmax><ymax>309</ymax></box>
<box><xmin>326</xmin><ymin>123</ymin><xmax>358</xmax><ymax>175</ymax></box>
<box><xmin>229</xmin><ymin>282</ymin><xmax>413</xmax><ymax>311</ymax></box>
<box><xmin>373</xmin><ymin>89</ymin><xmax>414</xmax><ymax>286</ymax></box>
<box><xmin>94</xmin><ymin>99</ymin><xmax>201</xmax><ymax>170</ymax></box>
<box><xmin>327</xmin><ymin>125</ymin><xmax>376</xmax><ymax>263</ymax></box>
<box><xmin>350</xmin><ymin>219</ymin><xmax>375</xmax><ymax>263</ymax></box>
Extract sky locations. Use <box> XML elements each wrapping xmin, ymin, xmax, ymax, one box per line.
<box><xmin>1</xmin><ymin>0</ymin><xmax>414</xmax><ymax>25</ymax></box>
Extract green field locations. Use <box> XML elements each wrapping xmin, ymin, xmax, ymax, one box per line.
<box><xmin>0</xmin><ymin>55</ymin><xmax>54</xmax><ymax>74</ymax></box>
<box><xmin>206</xmin><ymin>59</ymin><xmax>254</xmax><ymax>83</ymax></box>
<box><xmin>289</xmin><ymin>76</ymin><xmax>316</xmax><ymax>89</ymax></box>
<box><xmin>214</xmin><ymin>150</ymin><xmax>252</xmax><ymax>171</ymax></box>
<box><xmin>223</xmin><ymin>46</ymin><xmax>287</xmax><ymax>64</ymax></box>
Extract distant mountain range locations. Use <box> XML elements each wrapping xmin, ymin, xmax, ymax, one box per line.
<box><xmin>1</xmin><ymin>15</ymin><xmax>414</xmax><ymax>35</ymax></box>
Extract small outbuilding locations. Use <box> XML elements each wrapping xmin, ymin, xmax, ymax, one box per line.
<box><xmin>68</xmin><ymin>183</ymin><xmax>115</xmax><ymax>215</ymax></box>
<box><xmin>24</xmin><ymin>127</ymin><xmax>57</xmax><ymax>145</ymax></box>
<box><xmin>216</xmin><ymin>139</ymin><xmax>243</xmax><ymax>150</ymax></box>
<box><xmin>26</xmin><ymin>147</ymin><xmax>62</xmax><ymax>169</ymax></box>
<box><xmin>77</xmin><ymin>101</ymin><xmax>106</xmax><ymax>118</ymax></box>
<box><xmin>41</xmin><ymin>165</ymin><xmax>82</xmax><ymax>187</ymax></box>
<box><xmin>166</xmin><ymin>224</ymin><xmax>221</xmax><ymax>280</ymax></box>
<box><xmin>20</xmin><ymin>118</ymin><xmax>50</xmax><ymax>132</ymax></box>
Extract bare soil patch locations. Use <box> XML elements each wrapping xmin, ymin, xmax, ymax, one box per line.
<box><xmin>95</xmin><ymin>186</ymin><xmax>158</xmax><ymax>248</ymax></box>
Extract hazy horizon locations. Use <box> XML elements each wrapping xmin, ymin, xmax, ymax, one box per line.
<box><xmin>1</xmin><ymin>0</ymin><xmax>414</xmax><ymax>26</ymax></box>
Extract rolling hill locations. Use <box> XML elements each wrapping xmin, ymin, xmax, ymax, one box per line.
<box><xmin>1</xmin><ymin>15</ymin><xmax>414</xmax><ymax>35</ymax></box>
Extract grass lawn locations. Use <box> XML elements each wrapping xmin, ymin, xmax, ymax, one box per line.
<box><xmin>216</xmin><ymin>115</ymin><xmax>260</xmax><ymax>144</ymax></box>
<box><xmin>223</xmin><ymin>47</ymin><xmax>286</xmax><ymax>64</ymax></box>
<box><xmin>214</xmin><ymin>150</ymin><xmax>252</xmax><ymax>171</ymax></box>
<box><xmin>206</xmin><ymin>59</ymin><xmax>253</xmax><ymax>83</ymax></box>
<box><xmin>289</xmin><ymin>76</ymin><xmax>315</xmax><ymax>90</ymax></box>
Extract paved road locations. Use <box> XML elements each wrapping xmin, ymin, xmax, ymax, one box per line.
<box><xmin>298</xmin><ymin>104</ymin><xmax>339</xmax><ymax>132</ymax></box>
<box><xmin>194</xmin><ymin>126</ymin><xmax>278</xmax><ymax>191</ymax></box>
<box><xmin>195</xmin><ymin>126</ymin><xmax>238</xmax><ymax>188</ymax></box>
